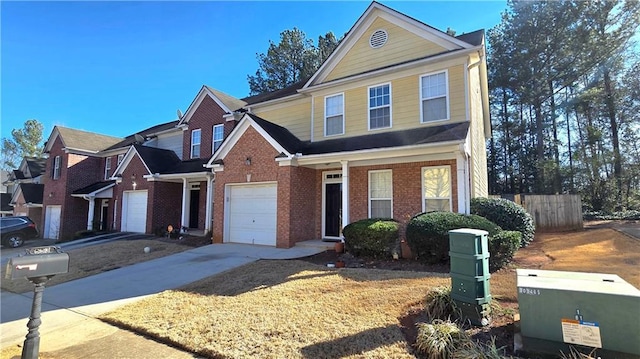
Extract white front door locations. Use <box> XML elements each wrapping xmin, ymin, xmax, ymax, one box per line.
<box><xmin>226</xmin><ymin>183</ymin><xmax>277</xmax><ymax>246</ymax></box>
<box><xmin>44</xmin><ymin>205</ymin><xmax>61</xmax><ymax>240</ymax></box>
<box><xmin>122</xmin><ymin>190</ymin><xmax>148</xmax><ymax>233</ymax></box>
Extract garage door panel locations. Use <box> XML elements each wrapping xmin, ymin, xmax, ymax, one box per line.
<box><xmin>123</xmin><ymin>191</ymin><xmax>148</xmax><ymax>233</ymax></box>
<box><xmin>227</xmin><ymin>184</ymin><xmax>277</xmax><ymax>246</ymax></box>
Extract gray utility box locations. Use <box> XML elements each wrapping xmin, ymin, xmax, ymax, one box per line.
<box><xmin>449</xmin><ymin>228</ymin><xmax>491</xmax><ymax>326</ymax></box>
<box><xmin>6</xmin><ymin>246</ymin><xmax>69</xmax><ymax>280</ymax></box>
<box><xmin>517</xmin><ymin>269</ymin><xmax>640</xmax><ymax>358</ymax></box>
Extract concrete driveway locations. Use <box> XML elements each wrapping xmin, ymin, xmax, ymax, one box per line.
<box><xmin>1</xmin><ymin>242</ymin><xmax>327</xmax><ymax>354</ymax></box>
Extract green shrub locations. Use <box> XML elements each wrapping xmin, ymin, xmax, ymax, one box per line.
<box><xmin>470</xmin><ymin>197</ymin><xmax>535</xmax><ymax>247</ymax></box>
<box><xmin>415</xmin><ymin>319</ymin><xmax>468</xmax><ymax>359</ymax></box>
<box><xmin>406</xmin><ymin>212</ymin><xmax>501</xmax><ymax>264</ymax></box>
<box><xmin>342</xmin><ymin>218</ymin><xmax>399</xmax><ymax>258</ymax></box>
<box><xmin>424</xmin><ymin>286</ymin><xmax>458</xmax><ymax>320</ymax></box>
<box><xmin>487</xmin><ymin>231</ymin><xmax>521</xmax><ymax>272</ymax></box>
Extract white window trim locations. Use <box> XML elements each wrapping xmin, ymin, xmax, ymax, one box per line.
<box><xmin>368</xmin><ymin>169</ymin><xmax>393</xmax><ymax>218</ymax></box>
<box><xmin>190</xmin><ymin>129</ymin><xmax>201</xmax><ymax>159</ymax></box>
<box><xmin>368</xmin><ymin>82</ymin><xmax>392</xmax><ymax>131</ymax></box>
<box><xmin>104</xmin><ymin>157</ymin><xmax>112</xmax><ymax>180</ymax></box>
<box><xmin>117</xmin><ymin>154</ymin><xmax>124</xmax><ymax>166</ymax></box>
<box><xmin>324</xmin><ymin>93</ymin><xmax>345</xmax><ymax>137</ymax></box>
<box><xmin>419</xmin><ymin>69</ymin><xmax>450</xmax><ymax>123</ymax></box>
<box><xmin>212</xmin><ymin>124</ymin><xmax>224</xmax><ymax>154</ymax></box>
<box><xmin>421</xmin><ymin>165</ymin><xmax>452</xmax><ymax>212</ymax></box>
<box><xmin>53</xmin><ymin>156</ymin><xmax>61</xmax><ymax>180</ymax></box>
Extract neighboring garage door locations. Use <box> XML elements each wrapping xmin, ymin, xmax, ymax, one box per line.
<box><xmin>44</xmin><ymin>205</ymin><xmax>61</xmax><ymax>240</ymax></box>
<box><xmin>122</xmin><ymin>190</ymin><xmax>148</xmax><ymax>233</ymax></box>
<box><xmin>227</xmin><ymin>183</ymin><xmax>277</xmax><ymax>246</ymax></box>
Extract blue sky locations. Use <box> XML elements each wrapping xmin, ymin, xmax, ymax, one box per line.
<box><xmin>1</xmin><ymin>1</ymin><xmax>507</xmax><ymax>141</ymax></box>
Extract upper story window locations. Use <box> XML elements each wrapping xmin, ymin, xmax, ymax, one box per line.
<box><xmin>325</xmin><ymin>93</ymin><xmax>344</xmax><ymax>136</ymax></box>
<box><xmin>117</xmin><ymin>154</ymin><xmax>124</xmax><ymax>166</ymax></box>
<box><xmin>104</xmin><ymin>157</ymin><xmax>112</xmax><ymax>180</ymax></box>
<box><xmin>369</xmin><ymin>169</ymin><xmax>393</xmax><ymax>218</ymax></box>
<box><xmin>368</xmin><ymin>83</ymin><xmax>391</xmax><ymax>130</ymax></box>
<box><xmin>212</xmin><ymin>124</ymin><xmax>224</xmax><ymax>153</ymax></box>
<box><xmin>420</xmin><ymin>70</ymin><xmax>449</xmax><ymax>122</ymax></box>
<box><xmin>53</xmin><ymin>156</ymin><xmax>61</xmax><ymax>180</ymax></box>
<box><xmin>422</xmin><ymin>166</ymin><xmax>452</xmax><ymax>212</ymax></box>
<box><xmin>190</xmin><ymin>129</ymin><xmax>201</xmax><ymax>158</ymax></box>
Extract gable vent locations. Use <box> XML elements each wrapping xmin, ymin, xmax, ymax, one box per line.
<box><xmin>369</xmin><ymin>29</ymin><xmax>388</xmax><ymax>48</ymax></box>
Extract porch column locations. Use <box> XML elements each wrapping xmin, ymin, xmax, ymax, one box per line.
<box><xmin>86</xmin><ymin>196</ymin><xmax>95</xmax><ymax>230</ymax></box>
<box><xmin>341</xmin><ymin>160</ymin><xmax>350</xmax><ymax>232</ymax></box>
<box><xmin>456</xmin><ymin>152</ymin><xmax>470</xmax><ymax>214</ymax></box>
<box><xmin>181</xmin><ymin>178</ymin><xmax>189</xmax><ymax>229</ymax></box>
<box><xmin>204</xmin><ymin>174</ymin><xmax>214</xmax><ymax>233</ymax></box>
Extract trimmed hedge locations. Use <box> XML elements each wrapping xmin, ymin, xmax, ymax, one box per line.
<box><xmin>470</xmin><ymin>197</ymin><xmax>535</xmax><ymax>247</ymax></box>
<box><xmin>343</xmin><ymin>218</ymin><xmax>399</xmax><ymax>258</ymax></box>
<box><xmin>406</xmin><ymin>212</ymin><xmax>520</xmax><ymax>271</ymax></box>
<box><xmin>488</xmin><ymin>230</ymin><xmax>521</xmax><ymax>272</ymax></box>
<box><xmin>406</xmin><ymin>212</ymin><xmax>500</xmax><ymax>264</ymax></box>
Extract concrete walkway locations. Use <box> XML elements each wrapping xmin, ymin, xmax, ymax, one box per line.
<box><xmin>1</xmin><ymin>242</ymin><xmax>328</xmax><ymax>358</ymax></box>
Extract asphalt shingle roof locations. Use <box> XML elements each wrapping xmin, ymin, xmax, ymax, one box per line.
<box><xmin>133</xmin><ymin>145</ymin><xmax>208</xmax><ymax>175</ymax></box>
<box><xmin>20</xmin><ymin>183</ymin><xmax>44</xmax><ymax>204</ymax></box>
<box><xmin>56</xmin><ymin>127</ymin><xmax>123</xmax><ymax>153</ymax></box>
<box><xmin>25</xmin><ymin>157</ymin><xmax>47</xmax><ymax>178</ymax></box>
<box><xmin>247</xmin><ymin>114</ymin><xmax>469</xmax><ymax>156</ymax></box>
<box><xmin>205</xmin><ymin>86</ymin><xmax>248</xmax><ymax>112</ymax></box>
<box><xmin>104</xmin><ymin>120</ymin><xmax>179</xmax><ymax>151</ymax></box>
<box><xmin>72</xmin><ymin>181</ymin><xmax>115</xmax><ymax>196</ymax></box>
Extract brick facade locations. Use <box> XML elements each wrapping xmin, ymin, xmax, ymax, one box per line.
<box><xmin>182</xmin><ymin>95</ymin><xmax>230</xmax><ymax>161</ymax></box>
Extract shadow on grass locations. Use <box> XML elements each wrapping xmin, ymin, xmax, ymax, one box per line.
<box><xmin>178</xmin><ymin>260</ymin><xmax>448</xmax><ymax>297</ymax></box>
<box><xmin>299</xmin><ymin>324</ymin><xmax>408</xmax><ymax>359</ymax></box>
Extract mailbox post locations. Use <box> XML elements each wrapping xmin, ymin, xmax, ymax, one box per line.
<box><xmin>5</xmin><ymin>246</ymin><xmax>69</xmax><ymax>359</ymax></box>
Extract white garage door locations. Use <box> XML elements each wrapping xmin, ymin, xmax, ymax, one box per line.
<box><xmin>44</xmin><ymin>205</ymin><xmax>61</xmax><ymax>240</ymax></box>
<box><xmin>227</xmin><ymin>183</ymin><xmax>277</xmax><ymax>246</ymax></box>
<box><xmin>122</xmin><ymin>190</ymin><xmax>148</xmax><ymax>233</ymax></box>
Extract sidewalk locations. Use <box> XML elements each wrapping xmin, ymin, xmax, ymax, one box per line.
<box><xmin>1</xmin><ymin>242</ymin><xmax>328</xmax><ymax>358</ymax></box>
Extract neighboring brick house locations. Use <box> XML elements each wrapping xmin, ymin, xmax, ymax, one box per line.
<box><xmin>4</xmin><ymin>157</ymin><xmax>47</xmax><ymax>225</ymax></box>
<box><xmin>206</xmin><ymin>2</ymin><xmax>491</xmax><ymax>248</ymax></box>
<box><xmin>110</xmin><ymin>86</ymin><xmax>245</xmax><ymax>234</ymax></box>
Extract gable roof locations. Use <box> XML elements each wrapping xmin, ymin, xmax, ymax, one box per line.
<box><xmin>242</xmin><ymin>79</ymin><xmax>309</xmax><ymax>105</ymax></box>
<box><xmin>304</xmin><ymin>1</ymin><xmax>477</xmax><ymax>89</ymax></box>
<box><xmin>455</xmin><ymin>29</ymin><xmax>484</xmax><ymax>46</ymax></box>
<box><xmin>178</xmin><ymin>86</ymin><xmax>247</xmax><ymax>126</ymax></box>
<box><xmin>19</xmin><ymin>183</ymin><xmax>44</xmax><ymax>204</ymax></box>
<box><xmin>44</xmin><ymin>126</ymin><xmax>123</xmax><ymax>154</ymax></box>
<box><xmin>113</xmin><ymin>144</ymin><xmax>209</xmax><ymax>178</ymax></box>
<box><xmin>24</xmin><ymin>157</ymin><xmax>47</xmax><ymax>178</ymax></box>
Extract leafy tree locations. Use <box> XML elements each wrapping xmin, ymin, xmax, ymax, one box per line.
<box><xmin>247</xmin><ymin>28</ymin><xmax>339</xmax><ymax>95</ymax></box>
<box><xmin>1</xmin><ymin>119</ymin><xmax>45</xmax><ymax>170</ymax></box>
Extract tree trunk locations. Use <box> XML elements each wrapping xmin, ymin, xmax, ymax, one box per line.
<box><xmin>602</xmin><ymin>69</ymin><xmax>623</xmax><ymax>210</ymax></box>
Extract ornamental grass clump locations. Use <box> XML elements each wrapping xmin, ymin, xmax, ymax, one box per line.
<box><xmin>423</xmin><ymin>286</ymin><xmax>458</xmax><ymax>320</ymax></box>
<box><xmin>415</xmin><ymin>319</ymin><xmax>467</xmax><ymax>359</ymax></box>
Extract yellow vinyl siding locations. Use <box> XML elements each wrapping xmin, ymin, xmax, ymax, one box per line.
<box><xmin>325</xmin><ymin>17</ymin><xmax>448</xmax><ymax>82</ymax></box>
<box><xmin>467</xmin><ymin>62</ymin><xmax>488</xmax><ymax>197</ymax></box>
<box><xmin>313</xmin><ymin>63</ymin><xmax>467</xmax><ymax>141</ymax></box>
<box><xmin>252</xmin><ymin>97</ymin><xmax>312</xmax><ymax>141</ymax></box>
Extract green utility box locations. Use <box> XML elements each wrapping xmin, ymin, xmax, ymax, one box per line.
<box><xmin>517</xmin><ymin>269</ymin><xmax>640</xmax><ymax>358</ymax></box>
<box><xmin>449</xmin><ymin>229</ymin><xmax>491</xmax><ymax>326</ymax></box>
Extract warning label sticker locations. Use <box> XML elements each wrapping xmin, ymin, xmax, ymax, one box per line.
<box><xmin>561</xmin><ymin>318</ymin><xmax>602</xmax><ymax>348</ymax></box>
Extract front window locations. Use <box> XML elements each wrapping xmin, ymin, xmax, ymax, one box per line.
<box><xmin>369</xmin><ymin>84</ymin><xmax>391</xmax><ymax>129</ymax></box>
<box><xmin>191</xmin><ymin>129</ymin><xmax>201</xmax><ymax>158</ymax></box>
<box><xmin>117</xmin><ymin>154</ymin><xmax>124</xmax><ymax>166</ymax></box>
<box><xmin>53</xmin><ymin>156</ymin><xmax>61</xmax><ymax>180</ymax></box>
<box><xmin>422</xmin><ymin>166</ymin><xmax>452</xmax><ymax>212</ymax></box>
<box><xmin>325</xmin><ymin>93</ymin><xmax>344</xmax><ymax>136</ymax></box>
<box><xmin>369</xmin><ymin>170</ymin><xmax>392</xmax><ymax>218</ymax></box>
<box><xmin>213</xmin><ymin>124</ymin><xmax>224</xmax><ymax>153</ymax></box>
<box><xmin>420</xmin><ymin>71</ymin><xmax>449</xmax><ymax>122</ymax></box>
<box><xmin>104</xmin><ymin>157</ymin><xmax>111</xmax><ymax>180</ymax></box>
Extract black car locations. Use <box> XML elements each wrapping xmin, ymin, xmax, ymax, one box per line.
<box><xmin>0</xmin><ymin>216</ymin><xmax>39</xmax><ymax>248</ymax></box>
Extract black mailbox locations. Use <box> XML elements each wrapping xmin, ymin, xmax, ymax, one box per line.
<box><xmin>5</xmin><ymin>246</ymin><xmax>69</xmax><ymax>280</ymax></box>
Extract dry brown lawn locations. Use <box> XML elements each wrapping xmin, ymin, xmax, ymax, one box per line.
<box><xmin>98</xmin><ymin>226</ymin><xmax>640</xmax><ymax>359</ymax></box>
<box><xmin>101</xmin><ymin>261</ymin><xmax>450</xmax><ymax>359</ymax></box>
<box><xmin>1</xmin><ymin>239</ymin><xmax>202</xmax><ymax>294</ymax></box>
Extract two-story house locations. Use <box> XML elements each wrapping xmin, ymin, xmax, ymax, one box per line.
<box><xmin>4</xmin><ymin>157</ymin><xmax>47</xmax><ymax>224</ymax></box>
<box><xmin>206</xmin><ymin>2</ymin><xmax>490</xmax><ymax>247</ymax></box>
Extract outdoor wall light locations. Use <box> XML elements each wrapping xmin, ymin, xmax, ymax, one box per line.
<box><xmin>132</xmin><ymin>181</ymin><xmax>137</xmax><ymax>190</ymax></box>
<box><xmin>245</xmin><ymin>157</ymin><xmax>252</xmax><ymax>166</ymax></box>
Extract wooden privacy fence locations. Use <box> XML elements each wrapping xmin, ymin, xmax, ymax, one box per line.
<box><xmin>491</xmin><ymin>194</ymin><xmax>583</xmax><ymax>232</ymax></box>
